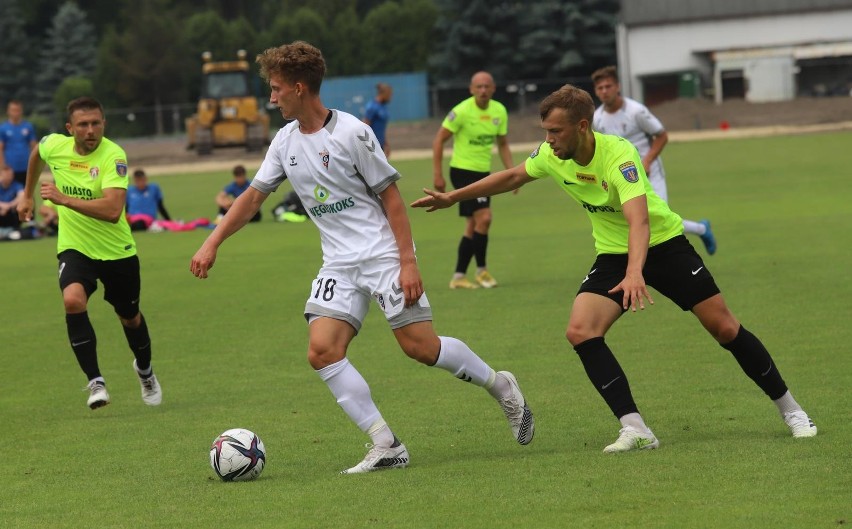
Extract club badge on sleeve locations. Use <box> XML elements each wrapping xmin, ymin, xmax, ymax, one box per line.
<box><xmin>619</xmin><ymin>161</ymin><xmax>639</xmax><ymax>183</ymax></box>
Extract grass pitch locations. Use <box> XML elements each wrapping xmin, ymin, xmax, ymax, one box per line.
<box><xmin>3</xmin><ymin>132</ymin><xmax>851</xmax><ymax>529</ymax></box>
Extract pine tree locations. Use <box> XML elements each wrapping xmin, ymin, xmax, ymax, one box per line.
<box><xmin>35</xmin><ymin>1</ymin><xmax>98</xmax><ymax>116</ymax></box>
<box><xmin>0</xmin><ymin>0</ymin><xmax>31</xmax><ymax>107</ymax></box>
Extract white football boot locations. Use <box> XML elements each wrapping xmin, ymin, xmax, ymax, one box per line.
<box><xmin>496</xmin><ymin>371</ymin><xmax>535</xmax><ymax>445</ymax></box>
<box><xmin>85</xmin><ymin>380</ymin><xmax>110</xmax><ymax>410</ymax></box>
<box><xmin>341</xmin><ymin>443</ymin><xmax>409</xmax><ymax>474</ymax></box>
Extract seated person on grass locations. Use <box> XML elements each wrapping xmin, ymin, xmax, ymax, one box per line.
<box><xmin>0</xmin><ymin>164</ymin><xmax>23</xmax><ymax>230</ymax></box>
<box><xmin>127</xmin><ymin>168</ymin><xmax>208</xmax><ymax>232</ymax></box>
<box><xmin>217</xmin><ymin>164</ymin><xmax>261</xmax><ymax>223</ymax></box>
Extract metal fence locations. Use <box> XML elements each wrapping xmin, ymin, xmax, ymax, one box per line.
<box><xmin>58</xmin><ymin>74</ymin><xmax>596</xmax><ymax>139</ymax></box>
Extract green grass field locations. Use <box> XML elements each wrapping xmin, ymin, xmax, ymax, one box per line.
<box><xmin>3</xmin><ymin>132</ymin><xmax>851</xmax><ymax>529</ymax></box>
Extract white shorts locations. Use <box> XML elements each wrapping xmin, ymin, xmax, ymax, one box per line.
<box><xmin>647</xmin><ymin>164</ymin><xmax>668</xmax><ymax>202</ymax></box>
<box><xmin>304</xmin><ymin>258</ymin><xmax>432</xmax><ymax>333</ymax></box>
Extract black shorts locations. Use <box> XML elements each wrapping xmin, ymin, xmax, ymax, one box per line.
<box><xmin>450</xmin><ymin>167</ymin><xmax>490</xmax><ymax>217</ymax></box>
<box><xmin>58</xmin><ymin>249</ymin><xmax>142</xmax><ymax>319</ymax></box>
<box><xmin>577</xmin><ymin>235</ymin><xmax>720</xmax><ymax>311</ymax></box>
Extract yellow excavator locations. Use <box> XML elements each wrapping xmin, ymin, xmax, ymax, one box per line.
<box><xmin>186</xmin><ymin>50</ymin><xmax>269</xmax><ymax>155</ymax></box>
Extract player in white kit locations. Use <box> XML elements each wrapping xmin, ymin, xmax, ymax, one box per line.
<box><xmin>190</xmin><ymin>41</ymin><xmax>534</xmax><ymax>474</ymax></box>
<box><xmin>591</xmin><ymin>66</ymin><xmax>716</xmax><ymax>255</ymax></box>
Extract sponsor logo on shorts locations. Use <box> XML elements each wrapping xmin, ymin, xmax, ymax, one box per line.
<box><xmin>619</xmin><ymin>161</ymin><xmax>639</xmax><ymax>183</ymax></box>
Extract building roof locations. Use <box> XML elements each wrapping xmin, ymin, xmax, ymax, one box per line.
<box><xmin>620</xmin><ymin>0</ymin><xmax>852</xmax><ymax>26</ymax></box>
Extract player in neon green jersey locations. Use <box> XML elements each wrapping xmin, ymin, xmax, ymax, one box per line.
<box><xmin>18</xmin><ymin>96</ymin><xmax>162</xmax><ymax>410</ymax></box>
<box><xmin>413</xmin><ymin>84</ymin><xmax>817</xmax><ymax>450</ymax></box>
<box><xmin>432</xmin><ymin>71</ymin><xmax>515</xmax><ymax>289</ymax></box>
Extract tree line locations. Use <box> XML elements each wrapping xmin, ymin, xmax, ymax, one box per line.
<box><xmin>0</xmin><ymin>0</ymin><xmax>618</xmax><ymax>129</ymax></box>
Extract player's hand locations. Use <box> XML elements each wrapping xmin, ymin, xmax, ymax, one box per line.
<box><xmin>433</xmin><ymin>174</ymin><xmax>446</xmax><ymax>193</ymax></box>
<box><xmin>39</xmin><ymin>182</ymin><xmax>65</xmax><ymax>205</ymax></box>
<box><xmin>190</xmin><ymin>244</ymin><xmax>218</xmax><ymax>279</ymax></box>
<box><xmin>398</xmin><ymin>261</ymin><xmax>424</xmax><ymax>307</ymax></box>
<box><xmin>608</xmin><ymin>271</ymin><xmax>654</xmax><ymax>312</ymax></box>
<box><xmin>16</xmin><ymin>197</ymin><xmax>34</xmax><ymax>222</ymax></box>
<box><xmin>410</xmin><ymin>188</ymin><xmax>454</xmax><ymax>212</ymax></box>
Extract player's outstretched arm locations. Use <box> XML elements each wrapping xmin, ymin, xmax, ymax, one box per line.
<box><xmin>191</xmin><ymin>187</ymin><xmax>268</xmax><ymax>279</ymax></box>
<box><xmin>41</xmin><ymin>183</ymin><xmax>126</xmax><ymax>223</ymax></box>
<box><xmin>17</xmin><ymin>146</ymin><xmax>45</xmax><ymax>222</ymax></box>
<box><xmin>411</xmin><ymin>162</ymin><xmax>534</xmax><ymax>212</ymax></box>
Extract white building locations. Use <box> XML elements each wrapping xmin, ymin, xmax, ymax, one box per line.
<box><xmin>616</xmin><ymin>0</ymin><xmax>852</xmax><ymax>104</ymax></box>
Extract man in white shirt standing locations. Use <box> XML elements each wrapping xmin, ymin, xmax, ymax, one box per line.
<box><xmin>190</xmin><ymin>41</ymin><xmax>534</xmax><ymax>475</ymax></box>
<box><xmin>592</xmin><ymin>66</ymin><xmax>716</xmax><ymax>255</ymax></box>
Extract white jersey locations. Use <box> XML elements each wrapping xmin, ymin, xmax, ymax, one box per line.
<box><xmin>593</xmin><ymin>97</ymin><xmax>667</xmax><ymax>194</ymax></box>
<box><xmin>252</xmin><ymin>110</ymin><xmax>401</xmax><ymax>266</ymax></box>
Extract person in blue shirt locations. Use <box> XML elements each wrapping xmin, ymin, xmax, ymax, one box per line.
<box><xmin>126</xmin><ymin>169</ymin><xmax>171</xmax><ymax>231</ymax></box>
<box><xmin>217</xmin><ymin>165</ymin><xmax>260</xmax><ymax>223</ymax></box>
<box><xmin>363</xmin><ymin>83</ymin><xmax>392</xmax><ymax>158</ymax></box>
<box><xmin>0</xmin><ymin>164</ymin><xmax>24</xmax><ymax>229</ymax></box>
<box><xmin>0</xmin><ymin>100</ymin><xmax>38</xmax><ymax>186</ymax></box>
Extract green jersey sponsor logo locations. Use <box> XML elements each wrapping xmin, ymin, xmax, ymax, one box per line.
<box><xmin>309</xmin><ymin>197</ymin><xmax>355</xmax><ymax>218</ymax></box>
<box><xmin>314</xmin><ymin>184</ymin><xmax>330</xmax><ymax>202</ymax></box>
<box><xmin>61</xmin><ymin>185</ymin><xmax>95</xmax><ymax>199</ymax></box>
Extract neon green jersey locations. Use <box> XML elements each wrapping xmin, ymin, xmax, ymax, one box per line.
<box><xmin>39</xmin><ymin>134</ymin><xmax>135</xmax><ymax>260</ymax></box>
<box><xmin>524</xmin><ymin>132</ymin><xmax>683</xmax><ymax>254</ymax></box>
<box><xmin>442</xmin><ymin>96</ymin><xmax>508</xmax><ymax>172</ymax></box>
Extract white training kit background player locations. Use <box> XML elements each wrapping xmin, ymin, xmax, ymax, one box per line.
<box><xmin>593</xmin><ymin>98</ymin><xmax>668</xmax><ymax>199</ymax></box>
<box><xmin>593</xmin><ymin>96</ymin><xmax>717</xmax><ymax>255</ymax></box>
<box><xmin>250</xmin><ymin>110</ymin><xmax>431</xmax><ymax>329</ymax></box>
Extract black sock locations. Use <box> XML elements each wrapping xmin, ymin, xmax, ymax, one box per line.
<box><xmin>455</xmin><ymin>236</ymin><xmax>474</xmax><ymax>275</ymax></box>
<box><xmin>472</xmin><ymin>232</ymin><xmax>488</xmax><ymax>269</ymax></box>
<box><xmin>66</xmin><ymin>312</ymin><xmax>100</xmax><ymax>380</ymax></box>
<box><xmin>574</xmin><ymin>337</ymin><xmax>638</xmax><ymax>419</ymax></box>
<box><xmin>721</xmin><ymin>325</ymin><xmax>788</xmax><ymax>400</ymax></box>
<box><xmin>123</xmin><ymin>313</ymin><xmax>152</xmax><ymax>375</ymax></box>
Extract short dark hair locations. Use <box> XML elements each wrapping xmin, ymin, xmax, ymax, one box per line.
<box><xmin>256</xmin><ymin>41</ymin><xmax>326</xmax><ymax>94</ymax></box>
<box><xmin>66</xmin><ymin>96</ymin><xmax>104</xmax><ymax>122</ymax></box>
<box><xmin>591</xmin><ymin>66</ymin><xmax>619</xmax><ymax>85</ymax></box>
<box><xmin>232</xmin><ymin>165</ymin><xmax>246</xmax><ymax>176</ymax></box>
<box><xmin>539</xmin><ymin>84</ymin><xmax>595</xmax><ymax>124</ymax></box>
<box><xmin>133</xmin><ymin>169</ymin><xmax>146</xmax><ymax>178</ymax></box>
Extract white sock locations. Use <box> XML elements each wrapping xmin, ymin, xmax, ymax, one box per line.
<box><xmin>434</xmin><ymin>336</ymin><xmax>496</xmax><ymax>389</ymax></box>
<box><xmin>88</xmin><ymin>376</ymin><xmax>105</xmax><ymax>385</ymax></box>
<box><xmin>366</xmin><ymin>420</ymin><xmax>396</xmax><ymax>448</ymax></box>
<box><xmin>452</xmin><ymin>272</ymin><xmax>465</xmax><ymax>280</ymax></box>
<box><xmin>619</xmin><ymin>412</ymin><xmax>652</xmax><ymax>434</ymax></box>
<box><xmin>773</xmin><ymin>391</ymin><xmax>803</xmax><ymax>416</ymax></box>
<box><xmin>476</xmin><ymin>267</ymin><xmax>486</xmax><ymax>275</ymax></box>
<box><xmin>316</xmin><ymin>358</ymin><xmax>383</xmax><ymax>433</ymax></box>
<box><xmin>682</xmin><ymin>219</ymin><xmax>706</xmax><ymax>235</ymax></box>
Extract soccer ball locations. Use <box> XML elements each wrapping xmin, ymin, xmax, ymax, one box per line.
<box><xmin>209</xmin><ymin>428</ymin><xmax>266</xmax><ymax>481</ymax></box>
